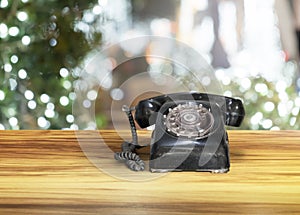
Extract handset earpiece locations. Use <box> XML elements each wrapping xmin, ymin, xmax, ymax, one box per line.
<box><xmin>224</xmin><ymin>98</ymin><xmax>245</xmax><ymax>127</ymax></box>
<box><xmin>134</xmin><ymin>99</ymin><xmax>162</xmax><ymax>128</ymax></box>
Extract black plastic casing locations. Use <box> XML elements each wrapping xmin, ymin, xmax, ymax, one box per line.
<box><xmin>134</xmin><ymin>92</ymin><xmax>245</xmax><ymax>173</ymax></box>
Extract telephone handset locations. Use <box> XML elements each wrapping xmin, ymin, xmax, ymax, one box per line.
<box><xmin>114</xmin><ymin>92</ymin><xmax>245</xmax><ymax>173</ymax></box>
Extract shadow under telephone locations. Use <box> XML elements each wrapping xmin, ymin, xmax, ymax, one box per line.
<box><xmin>114</xmin><ymin>92</ymin><xmax>245</xmax><ymax>173</ymax></box>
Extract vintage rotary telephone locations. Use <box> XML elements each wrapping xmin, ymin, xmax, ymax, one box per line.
<box><xmin>114</xmin><ymin>92</ymin><xmax>245</xmax><ymax>173</ymax></box>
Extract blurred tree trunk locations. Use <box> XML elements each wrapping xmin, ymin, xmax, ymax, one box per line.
<box><xmin>274</xmin><ymin>0</ymin><xmax>299</xmax><ymax>60</ymax></box>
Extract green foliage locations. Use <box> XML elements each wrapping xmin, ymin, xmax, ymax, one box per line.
<box><xmin>0</xmin><ymin>0</ymin><xmax>101</xmax><ymax>129</ymax></box>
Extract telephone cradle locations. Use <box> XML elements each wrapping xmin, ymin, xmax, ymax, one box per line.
<box><xmin>115</xmin><ymin>92</ymin><xmax>245</xmax><ymax>173</ymax></box>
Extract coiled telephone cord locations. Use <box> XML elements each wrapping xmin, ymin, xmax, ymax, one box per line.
<box><xmin>114</xmin><ymin>105</ymin><xmax>145</xmax><ymax>171</ymax></box>
<box><xmin>114</xmin><ymin>150</ymin><xmax>145</xmax><ymax>171</ymax></box>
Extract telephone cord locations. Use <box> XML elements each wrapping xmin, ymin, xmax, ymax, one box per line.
<box><xmin>121</xmin><ymin>105</ymin><xmax>138</xmax><ymax>145</ymax></box>
<box><xmin>114</xmin><ymin>105</ymin><xmax>145</xmax><ymax>171</ymax></box>
<box><xmin>114</xmin><ymin>150</ymin><xmax>145</xmax><ymax>171</ymax></box>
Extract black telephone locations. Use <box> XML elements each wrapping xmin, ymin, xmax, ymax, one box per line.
<box><xmin>114</xmin><ymin>92</ymin><xmax>245</xmax><ymax>173</ymax></box>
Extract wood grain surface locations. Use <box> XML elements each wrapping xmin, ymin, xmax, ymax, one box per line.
<box><xmin>0</xmin><ymin>130</ymin><xmax>300</xmax><ymax>214</ymax></box>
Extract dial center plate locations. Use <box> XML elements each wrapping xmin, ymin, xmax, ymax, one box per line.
<box><xmin>165</xmin><ymin>103</ymin><xmax>214</xmax><ymax>139</ymax></box>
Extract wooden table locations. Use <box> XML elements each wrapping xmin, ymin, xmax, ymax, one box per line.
<box><xmin>0</xmin><ymin>130</ymin><xmax>300</xmax><ymax>214</ymax></box>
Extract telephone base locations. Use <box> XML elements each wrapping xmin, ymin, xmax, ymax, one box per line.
<box><xmin>150</xmin><ymin>168</ymin><xmax>229</xmax><ymax>173</ymax></box>
<box><xmin>149</xmin><ymin>131</ymin><xmax>230</xmax><ymax>173</ymax></box>
<box><xmin>211</xmin><ymin>168</ymin><xmax>229</xmax><ymax>174</ymax></box>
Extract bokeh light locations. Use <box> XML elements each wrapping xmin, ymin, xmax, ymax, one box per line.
<box><xmin>8</xmin><ymin>117</ymin><xmax>18</xmax><ymax>127</ymax></box>
<box><xmin>83</xmin><ymin>99</ymin><xmax>91</xmax><ymax>108</ymax></box>
<box><xmin>0</xmin><ymin>0</ymin><xmax>299</xmax><ymax>130</ymax></box>
<box><xmin>21</xmin><ymin>35</ymin><xmax>31</xmax><ymax>45</ymax></box>
<box><xmin>45</xmin><ymin>109</ymin><xmax>55</xmax><ymax>118</ymax></box>
<box><xmin>87</xmin><ymin>90</ymin><xmax>98</xmax><ymax>101</ymax></box>
<box><xmin>0</xmin><ymin>23</ymin><xmax>8</xmax><ymax>38</ymax></box>
<box><xmin>17</xmin><ymin>11</ymin><xmax>28</xmax><ymax>22</ymax></box>
<box><xmin>18</xmin><ymin>69</ymin><xmax>28</xmax><ymax>79</ymax></box>
<box><xmin>264</xmin><ymin>102</ymin><xmax>275</xmax><ymax>112</ymax></box>
<box><xmin>28</xmin><ymin>100</ymin><xmax>37</xmax><ymax>109</ymax></box>
<box><xmin>0</xmin><ymin>0</ymin><xmax>8</xmax><ymax>8</ymax></box>
<box><xmin>60</xmin><ymin>96</ymin><xmax>69</xmax><ymax>106</ymax></box>
<box><xmin>24</xmin><ymin>90</ymin><xmax>34</xmax><ymax>100</ymax></box>
<box><xmin>59</xmin><ymin>68</ymin><xmax>69</xmax><ymax>78</ymax></box>
<box><xmin>4</xmin><ymin>63</ymin><xmax>12</xmax><ymax>72</ymax></box>
<box><xmin>110</xmin><ymin>88</ymin><xmax>124</xmax><ymax>101</ymax></box>
<box><xmin>37</xmin><ymin>117</ymin><xmax>50</xmax><ymax>128</ymax></box>
<box><xmin>0</xmin><ymin>90</ymin><xmax>5</xmax><ymax>101</ymax></box>
<box><xmin>66</xmin><ymin>115</ymin><xmax>74</xmax><ymax>123</ymax></box>
<box><xmin>8</xmin><ymin>27</ymin><xmax>19</xmax><ymax>36</ymax></box>
<box><xmin>40</xmin><ymin>94</ymin><xmax>50</xmax><ymax>103</ymax></box>
<box><xmin>10</xmin><ymin>55</ymin><xmax>19</xmax><ymax>64</ymax></box>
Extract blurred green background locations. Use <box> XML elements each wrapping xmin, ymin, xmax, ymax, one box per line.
<box><xmin>0</xmin><ymin>0</ymin><xmax>300</xmax><ymax>130</ymax></box>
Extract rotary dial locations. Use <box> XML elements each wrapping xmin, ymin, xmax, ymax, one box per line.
<box><xmin>164</xmin><ymin>103</ymin><xmax>214</xmax><ymax>139</ymax></box>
